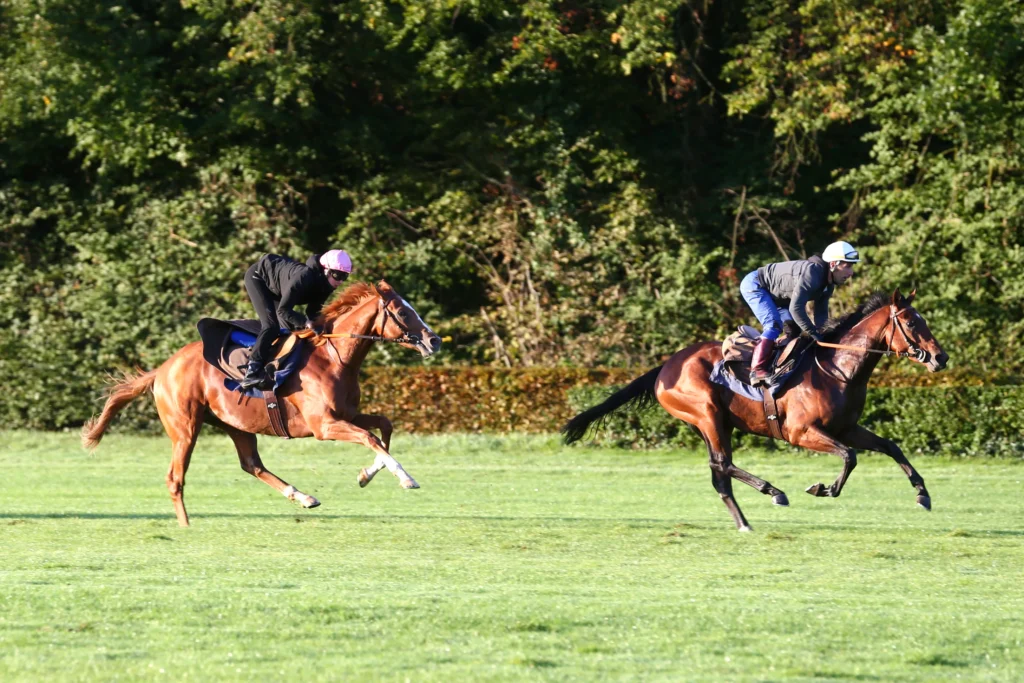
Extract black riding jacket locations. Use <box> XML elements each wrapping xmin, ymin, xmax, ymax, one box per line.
<box><xmin>756</xmin><ymin>254</ymin><xmax>834</xmax><ymax>335</ymax></box>
<box><xmin>254</xmin><ymin>253</ymin><xmax>334</xmax><ymax>330</ymax></box>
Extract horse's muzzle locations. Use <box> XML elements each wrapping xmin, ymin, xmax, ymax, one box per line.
<box><xmin>415</xmin><ymin>334</ymin><xmax>443</xmax><ymax>357</ymax></box>
<box><xmin>928</xmin><ymin>350</ymin><xmax>949</xmax><ymax>372</ymax></box>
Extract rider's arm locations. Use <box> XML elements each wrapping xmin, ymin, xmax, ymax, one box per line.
<box><xmin>789</xmin><ymin>267</ymin><xmax>826</xmax><ymax>336</ymax></box>
<box><xmin>812</xmin><ymin>290</ymin><xmax>831</xmax><ymax>329</ymax></box>
<box><xmin>277</xmin><ymin>275</ymin><xmax>313</xmax><ymax>331</ymax></box>
<box><xmin>305</xmin><ymin>295</ymin><xmax>328</xmax><ymax>323</ymax></box>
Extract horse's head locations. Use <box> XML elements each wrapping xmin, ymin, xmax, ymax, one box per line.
<box><xmin>887</xmin><ymin>288</ymin><xmax>948</xmax><ymax>372</ymax></box>
<box><xmin>374</xmin><ymin>280</ymin><xmax>443</xmax><ymax>358</ymax></box>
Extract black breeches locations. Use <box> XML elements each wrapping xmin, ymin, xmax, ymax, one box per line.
<box><xmin>244</xmin><ymin>263</ymin><xmax>282</xmax><ymax>364</ymax></box>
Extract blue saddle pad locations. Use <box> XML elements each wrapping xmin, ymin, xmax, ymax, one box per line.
<box><xmin>709</xmin><ymin>350</ymin><xmax>810</xmax><ymax>402</ymax></box>
<box><xmin>710</xmin><ymin>360</ymin><xmax>765</xmax><ymax>401</ymax></box>
<box><xmin>224</xmin><ymin>328</ymin><xmax>301</xmax><ymax>398</ymax></box>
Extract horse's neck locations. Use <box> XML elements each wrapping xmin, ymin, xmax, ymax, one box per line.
<box><xmin>825</xmin><ymin>308</ymin><xmax>890</xmax><ymax>384</ymax></box>
<box><xmin>323</xmin><ymin>297</ymin><xmax>382</xmax><ymax>371</ymax></box>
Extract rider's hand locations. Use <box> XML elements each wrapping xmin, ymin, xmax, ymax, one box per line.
<box><xmin>810</xmin><ymin>332</ymin><xmax>824</xmax><ymax>343</ymax></box>
<box><xmin>304</xmin><ymin>320</ymin><xmax>324</xmax><ymax>336</ymax></box>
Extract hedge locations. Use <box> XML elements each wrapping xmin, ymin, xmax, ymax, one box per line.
<box><xmin>40</xmin><ymin>365</ymin><xmax>1024</xmax><ymax>458</ymax></box>
<box><xmin>77</xmin><ymin>366</ymin><xmax>635</xmax><ymax>436</ymax></box>
<box><xmin>566</xmin><ymin>385</ymin><xmax>1024</xmax><ymax>458</ymax></box>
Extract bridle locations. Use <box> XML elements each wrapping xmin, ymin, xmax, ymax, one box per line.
<box><xmin>316</xmin><ymin>296</ymin><xmax>418</xmax><ymax>345</ymax></box>
<box><xmin>814</xmin><ymin>305</ymin><xmax>928</xmax><ymax>382</ymax></box>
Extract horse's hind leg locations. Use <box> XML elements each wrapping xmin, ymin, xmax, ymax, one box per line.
<box><xmin>687</xmin><ymin>423</ymin><xmax>788</xmax><ymax>505</ymax></box>
<box><xmin>223</xmin><ymin>426</ymin><xmax>320</xmax><ymax>509</ymax></box>
<box><xmin>160</xmin><ymin>407</ymin><xmax>204</xmax><ymax>527</ymax></box>
<box><xmin>695</xmin><ymin>422</ymin><xmax>753</xmax><ymax>531</ymax></box>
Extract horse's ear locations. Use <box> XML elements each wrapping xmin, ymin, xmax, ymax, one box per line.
<box><xmin>906</xmin><ymin>288</ymin><xmax>917</xmax><ymax>304</ymax></box>
<box><xmin>375</xmin><ymin>279</ymin><xmax>393</xmax><ymax>294</ymax></box>
<box><xmin>891</xmin><ymin>288</ymin><xmax>903</xmax><ymax>307</ymax></box>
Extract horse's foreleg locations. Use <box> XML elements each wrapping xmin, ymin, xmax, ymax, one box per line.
<box><xmin>224</xmin><ymin>426</ymin><xmax>320</xmax><ymax>509</ymax></box>
<box><xmin>791</xmin><ymin>427</ymin><xmax>856</xmax><ymax>498</ymax></box>
<box><xmin>842</xmin><ymin>425</ymin><xmax>931</xmax><ymax>510</ymax></box>
<box><xmin>317</xmin><ymin>419</ymin><xmax>418</xmax><ymax>490</ymax></box>
<box><xmin>348</xmin><ymin>414</ymin><xmax>395</xmax><ymax>487</ymax></box>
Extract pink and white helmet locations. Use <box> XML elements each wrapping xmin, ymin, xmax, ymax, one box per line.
<box><xmin>319</xmin><ymin>249</ymin><xmax>353</xmax><ymax>274</ymax></box>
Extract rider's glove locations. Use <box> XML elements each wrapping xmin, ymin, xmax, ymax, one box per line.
<box><xmin>304</xmin><ymin>320</ymin><xmax>324</xmax><ymax>336</ymax></box>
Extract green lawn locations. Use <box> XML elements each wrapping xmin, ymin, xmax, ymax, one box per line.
<box><xmin>1</xmin><ymin>431</ymin><xmax>1022</xmax><ymax>681</ymax></box>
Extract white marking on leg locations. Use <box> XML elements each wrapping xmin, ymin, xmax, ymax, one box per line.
<box><xmin>374</xmin><ymin>452</ymin><xmax>419</xmax><ymax>489</ymax></box>
<box><xmin>282</xmin><ymin>485</ymin><xmax>320</xmax><ymax>508</ymax></box>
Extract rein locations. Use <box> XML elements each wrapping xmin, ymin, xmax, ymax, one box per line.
<box><xmin>295</xmin><ymin>297</ymin><xmax>416</xmax><ymax>346</ymax></box>
<box><xmin>813</xmin><ymin>305</ymin><xmax>926</xmax><ymax>382</ymax></box>
<box><xmin>814</xmin><ymin>341</ymin><xmax>913</xmax><ymax>358</ymax></box>
<box><xmin>317</xmin><ymin>332</ymin><xmax>410</xmax><ymax>344</ymax></box>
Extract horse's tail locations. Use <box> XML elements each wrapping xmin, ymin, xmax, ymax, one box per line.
<box><xmin>561</xmin><ymin>365</ymin><xmax>663</xmax><ymax>445</ymax></box>
<box><xmin>81</xmin><ymin>368</ymin><xmax>158</xmax><ymax>450</ymax></box>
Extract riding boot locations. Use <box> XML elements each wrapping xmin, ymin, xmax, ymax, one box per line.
<box><xmin>237</xmin><ymin>360</ymin><xmax>268</xmax><ymax>390</ymax></box>
<box><xmin>749</xmin><ymin>337</ymin><xmax>776</xmax><ymax>386</ymax></box>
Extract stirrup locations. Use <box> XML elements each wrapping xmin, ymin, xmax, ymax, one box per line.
<box><xmin>238</xmin><ymin>369</ymin><xmax>267</xmax><ymax>390</ymax></box>
<box><xmin>749</xmin><ymin>370</ymin><xmax>772</xmax><ymax>387</ymax></box>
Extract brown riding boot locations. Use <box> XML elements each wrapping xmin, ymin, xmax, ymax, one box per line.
<box><xmin>749</xmin><ymin>337</ymin><xmax>776</xmax><ymax>386</ymax></box>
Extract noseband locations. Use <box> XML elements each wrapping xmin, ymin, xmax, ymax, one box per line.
<box><xmin>882</xmin><ymin>306</ymin><xmax>927</xmax><ymax>362</ymax></box>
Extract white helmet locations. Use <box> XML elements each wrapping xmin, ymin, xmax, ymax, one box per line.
<box><xmin>822</xmin><ymin>241</ymin><xmax>860</xmax><ymax>263</ymax></box>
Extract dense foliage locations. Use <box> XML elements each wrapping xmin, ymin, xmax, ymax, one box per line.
<box><xmin>1</xmin><ymin>0</ymin><xmax>1020</xmax><ymax>428</ymax></box>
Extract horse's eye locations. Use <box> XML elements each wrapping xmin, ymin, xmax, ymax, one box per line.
<box><xmin>906</xmin><ymin>319</ymin><xmax>917</xmax><ymax>329</ymax></box>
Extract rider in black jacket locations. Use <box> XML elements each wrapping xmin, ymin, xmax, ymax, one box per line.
<box><xmin>238</xmin><ymin>249</ymin><xmax>352</xmax><ymax>389</ymax></box>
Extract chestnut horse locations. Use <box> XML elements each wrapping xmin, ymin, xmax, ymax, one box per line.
<box><xmin>563</xmin><ymin>289</ymin><xmax>949</xmax><ymax>531</ymax></box>
<box><xmin>83</xmin><ymin>280</ymin><xmax>442</xmax><ymax>526</ymax></box>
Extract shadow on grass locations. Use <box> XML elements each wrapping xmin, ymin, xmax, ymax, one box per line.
<box><xmin>4</xmin><ymin>512</ymin><xmax>1022</xmax><ymax>537</ymax></box>
<box><xmin>0</xmin><ymin>511</ymin><xmax>711</xmax><ymax>525</ymax></box>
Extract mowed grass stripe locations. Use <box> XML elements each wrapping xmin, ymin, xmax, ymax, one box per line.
<box><xmin>1</xmin><ymin>431</ymin><xmax>1022</xmax><ymax>681</ymax></box>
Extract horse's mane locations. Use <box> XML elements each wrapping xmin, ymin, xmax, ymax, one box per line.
<box><xmin>316</xmin><ymin>282</ymin><xmax>379</xmax><ymax>323</ymax></box>
<box><xmin>820</xmin><ymin>292</ymin><xmax>890</xmax><ymax>342</ymax></box>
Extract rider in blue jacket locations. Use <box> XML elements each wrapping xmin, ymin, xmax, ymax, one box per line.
<box><xmin>740</xmin><ymin>241</ymin><xmax>860</xmax><ymax>385</ymax></box>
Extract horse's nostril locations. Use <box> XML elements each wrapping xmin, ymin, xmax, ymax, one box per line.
<box><xmin>430</xmin><ymin>336</ymin><xmax>442</xmax><ymax>351</ymax></box>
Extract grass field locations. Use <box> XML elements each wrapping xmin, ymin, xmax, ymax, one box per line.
<box><xmin>1</xmin><ymin>430</ymin><xmax>1022</xmax><ymax>681</ymax></box>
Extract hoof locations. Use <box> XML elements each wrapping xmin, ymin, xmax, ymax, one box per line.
<box><xmin>738</xmin><ymin>525</ymin><xmax>753</xmax><ymax>533</ymax></box>
<box><xmin>772</xmin><ymin>493</ymin><xmax>790</xmax><ymax>507</ymax></box>
<box><xmin>805</xmin><ymin>483</ymin><xmax>828</xmax><ymax>497</ymax></box>
<box><xmin>357</xmin><ymin>468</ymin><xmax>373</xmax><ymax>488</ymax></box>
<box><xmin>298</xmin><ymin>494</ymin><xmax>320</xmax><ymax>509</ymax></box>
<box><xmin>400</xmin><ymin>478</ymin><xmax>420</xmax><ymax>490</ymax></box>
<box><xmin>916</xmin><ymin>495</ymin><xmax>932</xmax><ymax>511</ymax></box>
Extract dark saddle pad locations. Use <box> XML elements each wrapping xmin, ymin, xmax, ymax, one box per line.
<box><xmin>196</xmin><ymin>318</ymin><xmax>304</xmax><ymax>396</ymax></box>
<box><xmin>719</xmin><ymin>325</ymin><xmax>813</xmax><ymax>392</ymax></box>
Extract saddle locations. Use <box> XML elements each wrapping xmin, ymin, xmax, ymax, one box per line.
<box><xmin>196</xmin><ymin>318</ymin><xmax>306</xmax><ymax>438</ymax></box>
<box><xmin>721</xmin><ymin>325</ymin><xmax>809</xmax><ymax>387</ymax></box>
<box><xmin>716</xmin><ymin>325</ymin><xmax>815</xmax><ymax>443</ymax></box>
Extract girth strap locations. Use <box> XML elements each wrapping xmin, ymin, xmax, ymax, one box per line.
<box><xmin>262</xmin><ymin>390</ymin><xmax>292</xmax><ymax>439</ymax></box>
<box><xmin>763</xmin><ymin>390</ymin><xmax>785</xmax><ymax>441</ymax></box>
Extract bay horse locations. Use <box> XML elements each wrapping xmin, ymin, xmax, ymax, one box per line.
<box><xmin>563</xmin><ymin>289</ymin><xmax>949</xmax><ymax>531</ymax></box>
<box><xmin>83</xmin><ymin>280</ymin><xmax>442</xmax><ymax>526</ymax></box>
